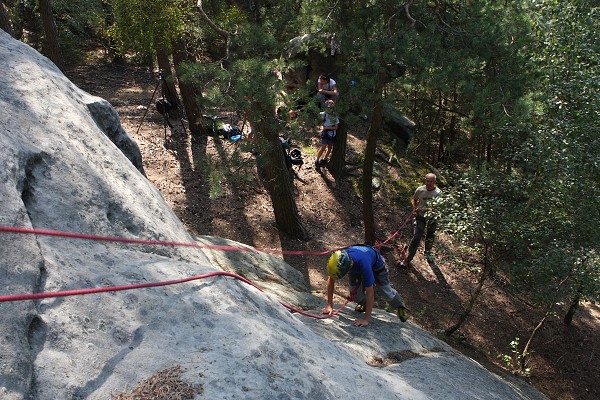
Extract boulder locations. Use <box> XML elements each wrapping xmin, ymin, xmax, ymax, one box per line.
<box><xmin>382</xmin><ymin>102</ymin><xmax>416</xmax><ymax>153</ymax></box>
<box><xmin>0</xmin><ymin>31</ymin><xmax>547</xmax><ymax>400</ymax></box>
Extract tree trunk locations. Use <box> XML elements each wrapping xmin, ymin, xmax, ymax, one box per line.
<box><xmin>563</xmin><ymin>292</ymin><xmax>580</xmax><ymax>326</ymax></box>
<box><xmin>100</xmin><ymin>0</ymin><xmax>124</xmax><ymax>64</ymax></box>
<box><xmin>38</xmin><ymin>0</ymin><xmax>64</xmax><ymax>71</ymax></box>
<box><xmin>520</xmin><ymin>307</ymin><xmax>553</xmax><ymax>372</ymax></box>
<box><xmin>445</xmin><ymin>242</ymin><xmax>493</xmax><ymax>336</ymax></box>
<box><xmin>362</xmin><ymin>99</ymin><xmax>383</xmax><ymax>245</ymax></box>
<box><xmin>171</xmin><ymin>39</ymin><xmax>206</xmax><ymax>137</ymax></box>
<box><xmin>249</xmin><ymin>102</ymin><xmax>308</xmax><ymax>240</ymax></box>
<box><xmin>437</xmin><ymin>129</ymin><xmax>445</xmax><ymax>166</ymax></box>
<box><xmin>156</xmin><ymin>48</ymin><xmax>179</xmax><ymax>109</ymax></box>
<box><xmin>12</xmin><ymin>0</ymin><xmax>37</xmax><ymax>43</ymax></box>
<box><xmin>0</xmin><ymin>1</ymin><xmax>14</xmax><ymax>37</ymax></box>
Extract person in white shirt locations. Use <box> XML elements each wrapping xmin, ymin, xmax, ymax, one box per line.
<box><xmin>315</xmin><ymin>99</ymin><xmax>339</xmax><ymax>168</ymax></box>
<box><xmin>315</xmin><ymin>74</ymin><xmax>338</xmax><ymax>109</ymax></box>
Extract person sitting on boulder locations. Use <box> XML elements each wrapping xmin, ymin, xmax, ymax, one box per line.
<box><xmin>315</xmin><ymin>99</ymin><xmax>339</xmax><ymax>169</ymax></box>
<box><xmin>315</xmin><ymin>73</ymin><xmax>339</xmax><ymax>109</ymax></box>
<box><xmin>320</xmin><ymin>245</ymin><xmax>409</xmax><ymax>327</ymax></box>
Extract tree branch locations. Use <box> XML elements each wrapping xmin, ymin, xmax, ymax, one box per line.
<box><xmin>403</xmin><ymin>1</ymin><xmax>416</xmax><ymax>27</ymax></box>
<box><xmin>388</xmin><ymin>1</ymin><xmax>418</xmax><ymax>34</ymax></box>
<box><xmin>195</xmin><ymin>0</ymin><xmax>233</xmax><ymax>39</ymax></box>
<box><xmin>195</xmin><ymin>1</ymin><xmax>236</xmax><ymax>61</ymax></box>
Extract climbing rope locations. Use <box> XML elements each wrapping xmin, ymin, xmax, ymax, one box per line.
<box><xmin>0</xmin><ymin>211</ymin><xmax>414</xmax><ymax>320</ymax></box>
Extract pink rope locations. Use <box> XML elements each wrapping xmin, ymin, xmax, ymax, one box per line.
<box><xmin>0</xmin><ymin>226</ymin><xmax>335</xmax><ymax>256</ymax></box>
<box><xmin>0</xmin><ymin>269</ymin><xmax>350</xmax><ymax>320</ymax></box>
<box><xmin>0</xmin><ymin>214</ymin><xmax>413</xmax><ymax>319</ymax></box>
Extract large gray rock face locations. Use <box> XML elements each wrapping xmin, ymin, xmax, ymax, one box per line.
<box><xmin>0</xmin><ymin>31</ymin><xmax>546</xmax><ymax>400</ymax></box>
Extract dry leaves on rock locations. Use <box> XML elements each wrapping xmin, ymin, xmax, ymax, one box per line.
<box><xmin>112</xmin><ymin>365</ymin><xmax>202</xmax><ymax>400</ymax></box>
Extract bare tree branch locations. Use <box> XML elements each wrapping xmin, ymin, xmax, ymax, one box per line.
<box><xmin>388</xmin><ymin>1</ymin><xmax>424</xmax><ymax>34</ymax></box>
<box><xmin>195</xmin><ymin>0</ymin><xmax>232</xmax><ymax>38</ymax></box>
<box><xmin>403</xmin><ymin>1</ymin><xmax>416</xmax><ymax>27</ymax></box>
<box><xmin>195</xmin><ymin>0</ymin><xmax>235</xmax><ymax>60</ymax></box>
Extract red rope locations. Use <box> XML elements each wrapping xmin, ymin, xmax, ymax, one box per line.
<box><xmin>281</xmin><ymin>301</ymin><xmax>350</xmax><ymax>319</ymax></box>
<box><xmin>0</xmin><ymin>212</ymin><xmax>412</xmax><ymax>257</ymax></box>
<box><xmin>0</xmin><ymin>269</ymin><xmax>350</xmax><ymax>320</ymax></box>
<box><xmin>373</xmin><ymin>210</ymin><xmax>414</xmax><ymax>251</ymax></box>
<box><xmin>381</xmin><ymin>209</ymin><xmax>415</xmax><ymax>245</ymax></box>
<box><xmin>0</xmin><ymin>215</ymin><xmax>413</xmax><ymax>319</ymax></box>
<box><xmin>0</xmin><ymin>226</ymin><xmax>340</xmax><ymax>256</ymax></box>
<box><xmin>0</xmin><ymin>271</ymin><xmax>250</xmax><ymax>302</ymax></box>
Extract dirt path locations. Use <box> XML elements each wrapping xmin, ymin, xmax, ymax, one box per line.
<box><xmin>67</xmin><ymin>61</ymin><xmax>600</xmax><ymax>400</ymax></box>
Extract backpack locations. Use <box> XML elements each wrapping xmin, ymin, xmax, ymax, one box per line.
<box><xmin>280</xmin><ymin>137</ymin><xmax>304</xmax><ymax>170</ymax></box>
<box><xmin>155</xmin><ymin>98</ymin><xmax>173</xmax><ymax>115</ymax></box>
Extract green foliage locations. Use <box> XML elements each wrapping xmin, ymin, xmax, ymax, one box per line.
<box><xmin>387</xmin><ymin>0</ymin><xmax>535</xmax><ymax>166</ymax></box>
<box><xmin>206</xmin><ymin>163</ymin><xmax>223</xmax><ymax>199</ymax></box>
<box><xmin>428</xmin><ymin>3</ymin><xmax>599</xmax><ymax>333</ymax></box>
<box><xmin>107</xmin><ymin>0</ymin><xmax>191</xmax><ymax>56</ymax></box>
<box><xmin>384</xmin><ymin>159</ymin><xmax>434</xmax><ymax>208</ymax></box>
<box><xmin>9</xmin><ymin>0</ymin><xmax>106</xmax><ymax>63</ymax></box>
<box><xmin>294</xmin><ymin>0</ymin><xmax>338</xmax><ymax>34</ymax></box>
<box><xmin>301</xmin><ymin>144</ymin><xmax>316</xmax><ymax>156</ymax></box>
<box><xmin>180</xmin><ymin>61</ymin><xmax>233</xmax><ymax>109</ymax></box>
<box><xmin>52</xmin><ymin>0</ymin><xmax>104</xmax><ymax>37</ymax></box>
<box><xmin>433</xmin><ymin>170</ymin><xmax>525</xmax><ymax>250</ymax></box>
<box><xmin>427</xmin><ymin>0</ymin><xmax>599</xmax><ymax>316</ymax></box>
<box><xmin>196</xmin><ymin>148</ymin><xmax>255</xmax><ymax>200</ymax></box>
<box><xmin>233</xmin><ymin>23</ymin><xmax>282</xmax><ymax>58</ymax></box>
<box><xmin>497</xmin><ymin>337</ymin><xmax>532</xmax><ymax>377</ymax></box>
<box><xmin>504</xmin><ymin>0</ymin><xmax>600</xmax><ymax>306</ymax></box>
<box><xmin>218</xmin><ymin>5</ymin><xmax>247</xmax><ymax>32</ymax></box>
<box><xmin>230</xmin><ymin>57</ymin><xmax>280</xmax><ymax>116</ymax></box>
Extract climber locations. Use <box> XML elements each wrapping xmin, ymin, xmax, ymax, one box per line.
<box><xmin>320</xmin><ymin>245</ymin><xmax>409</xmax><ymax>327</ymax></box>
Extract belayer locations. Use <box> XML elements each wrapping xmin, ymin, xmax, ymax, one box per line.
<box><xmin>400</xmin><ymin>172</ymin><xmax>442</xmax><ymax>267</ymax></box>
<box><xmin>320</xmin><ymin>245</ymin><xmax>409</xmax><ymax>327</ymax></box>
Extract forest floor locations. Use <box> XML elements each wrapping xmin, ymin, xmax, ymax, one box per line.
<box><xmin>67</xmin><ymin>60</ymin><xmax>599</xmax><ymax>400</ymax></box>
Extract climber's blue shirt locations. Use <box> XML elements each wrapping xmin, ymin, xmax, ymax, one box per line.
<box><xmin>346</xmin><ymin>246</ymin><xmax>384</xmax><ymax>288</ymax></box>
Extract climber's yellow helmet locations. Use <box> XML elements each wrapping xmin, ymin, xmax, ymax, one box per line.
<box><xmin>327</xmin><ymin>250</ymin><xmax>351</xmax><ymax>279</ymax></box>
